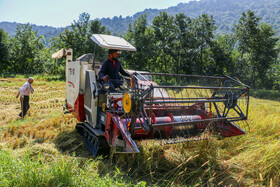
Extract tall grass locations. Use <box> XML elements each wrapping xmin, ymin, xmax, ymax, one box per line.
<box><xmin>0</xmin><ymin>149</ymin><xmax>146</xmax><ymax>187</ymax></box>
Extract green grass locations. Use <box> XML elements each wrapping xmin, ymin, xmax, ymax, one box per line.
<box><xmin>0</xmin><ymin>149</ymin><xmax>147</xmax><ymax>187</ymax></box>
<box><xmin>0</xmin><ymin>78</ymin><xmax>279</xmax><ymax>186</ymax></box>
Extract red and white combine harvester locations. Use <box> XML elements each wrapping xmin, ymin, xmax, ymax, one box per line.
<box><xmin>52</xmin><ymin>34</ymin><xmax>250</xmax><ymax>156</ymax></box>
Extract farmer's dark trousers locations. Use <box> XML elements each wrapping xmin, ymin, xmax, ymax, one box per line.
<box><xmin>19</xmin><ymin>96</ymin><xmax>29</xmax><ymax>118</ymax></box>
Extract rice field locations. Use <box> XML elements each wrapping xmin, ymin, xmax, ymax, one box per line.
<box><xmin>0</xmin><ymin>78</ymin><xmax>279</xmax><ymax>186</ymax></box>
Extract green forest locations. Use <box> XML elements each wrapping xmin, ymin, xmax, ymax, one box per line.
<box><xmin>0</xmin><ymin>10</ymin><xmax>280</xmax><ymax>90</ymax></box>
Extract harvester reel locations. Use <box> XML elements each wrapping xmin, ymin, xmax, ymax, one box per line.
<box><xmin>223</xmin><ymin>79</ymin><xmax>246</xmax><ymax>109</ymax></box>
<box><xmin>127</xmin><ymin>85</ymin><xmax>153</xmax><ymax>135</ymax></box>
<box><xmin>210</xmin><ymin>79</ymin><xmax>247</xmax><ymax>119</ymax></box>
<box><xmin>223</xmin><ymin>89</ymin><xmax>247</xmax><ymax>118</ymax></box>
<box><xmin>224</xmin><ymin>91</ymin><xmax>237</xmax><ymax>109</ymax></box>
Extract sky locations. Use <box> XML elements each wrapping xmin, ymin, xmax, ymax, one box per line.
<box><xmin>0</xmin><ymin>0</ymin><xmax>192</xmax><ymax>28</ymax></box>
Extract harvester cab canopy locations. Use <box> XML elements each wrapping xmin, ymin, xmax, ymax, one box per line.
<box><xmin>91</xmin><ymin>34</ymin><xmax>136</xmax><ymax>51</ymax></box>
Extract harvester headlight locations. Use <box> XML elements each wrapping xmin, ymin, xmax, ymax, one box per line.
<box><xmin>123</xmin><ymin>93</ymin><xmax>132</xmax><ymax>113</ymax></box>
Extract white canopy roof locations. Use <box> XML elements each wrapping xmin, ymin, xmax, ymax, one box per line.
<box><xmin>91</xmin><ymin>34</ymin><xmax>136</xmax><ymax>51</ymax></box>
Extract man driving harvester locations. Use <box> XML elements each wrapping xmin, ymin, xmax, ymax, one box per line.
<box><xmin>98</xmin><ymin>49</ymin><xmax>131</xmax><ymax>91</ymax></box>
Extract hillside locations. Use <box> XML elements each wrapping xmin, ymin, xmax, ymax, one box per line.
<box><xmin>0</xmin><ymin>0</ymin><xmax>280</xmax><ymax>43</ymax></box>
<box><xmin>100</xmin><ymin>0</ymin><xmax>280</xmax><ymax>35</ymax></box>
<box><xmin>0</xmin><ymin>22</ymin><xmax>67</xmax><ymax>46</ymax></box>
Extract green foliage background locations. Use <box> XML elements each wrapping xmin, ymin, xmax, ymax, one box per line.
<box><xmin>1</xmin><ymin>0</ymin><xmax>280</xmax><ymax>42</ymax></box>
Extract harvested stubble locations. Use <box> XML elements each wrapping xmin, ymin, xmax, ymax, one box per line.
<box><xmin>0</xmin><ymin>79</ymin><xmax>75</xmax><ymax>147</ymax></box>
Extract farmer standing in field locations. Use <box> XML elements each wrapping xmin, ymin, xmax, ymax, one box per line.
<box><xmin>16</xmin><ymin>77</ymin><xmax>34</xmax><ymax>118</ymax></box>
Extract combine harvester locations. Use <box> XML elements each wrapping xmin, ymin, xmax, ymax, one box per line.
<box><xmin>52</xmin><ymin>34</ymin><xmax>250</xmax><ymax>156</ymax></box>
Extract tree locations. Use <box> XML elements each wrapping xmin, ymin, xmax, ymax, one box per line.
<box><xmin>192</xmin><ymin>14</ymin><xmax>217</xmax><ymax>75</ymax></box>
<box><xmin>89</xmin><ymin>19</ymin><xmax>111</xmax><ymax>62</ymax></box>
<box><xmin>234</xmin><ymin>10</ymin><xmax>279</xmax><ymax>88</ymax></box>
<box><xmin>71</xmin><ymin>12</ymin><xmax>92</xmax><ymax>59</ymax></box>
<box><xmin>0</xmin><ymin>29</ymin><xmax>10</xmax><ymax>73</ymax></box>
<box><xmin>124</xmin><ymin>14</ymin><xmax>155</xmax><ymax>71</ymax></box>
<box><xmin>51</xmin><ymin>12</ymin><xmax>110</xmax><ymax>62</ymax></box>
<box><xmin>272</xmin><ymin>45</ymin><xmax>280</xmax><ymax>90</ymax></box>
<box><xmin>256</xmin><ymin>23</ymin><xmax>279</xmax><ymax>88</ymax></box>
<box><xmin>10</xmin><ymin>24</ymin><xmax>44</xmax><ymax>74</ymax></box>
<box><xmin>208</xmin><ymin>35</ymin><xmax>236</xmax><ymax>76</ymax></box>
<box><xmin>152</xmin><ymin>12</ymin><xmax>176</xmax><ymax>74</ymax></box>
<box><xmin>174</xmin><ymin>13</ymin><xmax>194</xmax><ymax>74</ymax></box>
